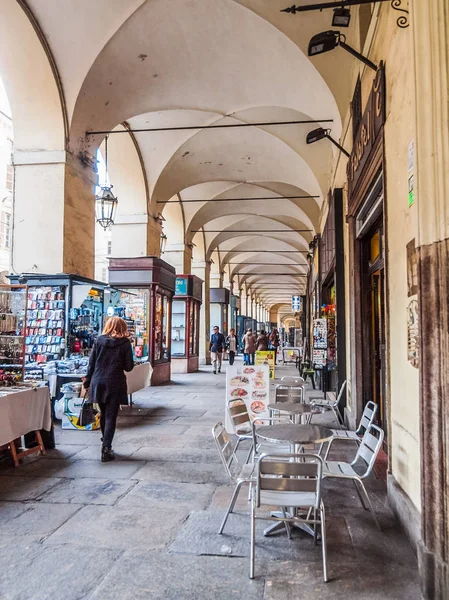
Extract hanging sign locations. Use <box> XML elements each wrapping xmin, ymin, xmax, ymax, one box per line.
<box><xmin>407</xmin><ymin>299</ymin><xmax>419</xmax><ymax>368</ymax></box>
<box><xmin>291</xmin><ymin>296</ymin><xmax>302</xmax><ymax>311</ymax></box>
<box><xmin>255</xmin><ymin>350</ymin><xmax>275</xmax><ymax>379</ymax></box>
<box><xmin>225</xmin><ymin>364</ymin><xmax>270</xmax><ymax>433</ymax></box>
<box><xmin>313</xmin><ymin>318</ymin><xmax>328</xmax><ymax>349</ymax></box>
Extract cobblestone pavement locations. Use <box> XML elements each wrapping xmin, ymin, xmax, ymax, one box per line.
<box><xmin>0</xmin><ymin>361</ymin><xmax>422</xmax><ymax>599</ymax></box>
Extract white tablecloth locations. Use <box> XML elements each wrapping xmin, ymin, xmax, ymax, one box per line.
<box><xmin>0</xmin><ymin>387</ymin><xmax>52</xmax><ymax>447</ymax></box>
<box><xmin>126</xmin><ymin>362</ymin><xmax>152</xmax><ymax>394</ymax></box>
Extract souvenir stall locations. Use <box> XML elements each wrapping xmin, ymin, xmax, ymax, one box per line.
<box><xmin>8</xmin><ymin>273</ymin><xmax>107</xmax><ymax>386</ymax></box>
<box><xmin>108</xmin><ymin>257</ymin><xmax>176</xmax><ymax>385</ymax></box>
<box><xmin>171</xmin><ymin>275</ymin><xmax>202</xmax><ymax>373</ymax></box>
<box><xmin>210</xmin><ymin>288</ymin><xmax>230</xmax><ymax>334</ymax></box>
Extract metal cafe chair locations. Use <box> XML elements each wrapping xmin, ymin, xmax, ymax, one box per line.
<box><xmin>310</xmin><ymin>380</ymin><xmax>347</xmax><ymax>428</ymax></box>
<box><xmin>226</xmin><ymin>400</ymin><xmax>254</xmax><ymax>463</ymax></box>
<box><xmin>321</xmin><ymin>401</ymin><xmax>378</xmax><ymax>460</ymax></box>
<box><xmin>275</xmin><ymin>384</ymin><xmax>304</xmax><ymax>404</ymax></box>
<box><xmin>323</xmin><ymin>424</ymin><xmax>384</xmax><ymax>531</ymax></box>
<box><xmin>212</xmin><ymin>422</ymin><xmax>256</xmax><ymax>535</ymax></box>
<box><xmin>249</xmin><ymin>453</ymin><xmax>328</xmax><ymax>583</ymax></box>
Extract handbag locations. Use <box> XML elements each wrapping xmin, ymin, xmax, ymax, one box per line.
<box><xmin>77</xmin><ymin>394</ymin><xmax>98</xmax><ymax>427</ymax></box>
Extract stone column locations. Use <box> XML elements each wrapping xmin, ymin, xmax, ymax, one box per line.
<box><xmin>12</xmin><ymin>150</ymin><xmax>96</xmax><ymax>277</ymax></box>
<box><xmin>192</xmin><ymin>260</ymin><xmax>211</xmax><ymax>365</ymax></box>
<box><xmin>163</xmin><ymin>244</ymin><xmax>193</xmax><ymax>274</ymax></box>
<box><xmin>411</xmin><ymin>1</ymin><xmax>449</xmax><ymax>598</ymax></box>
<box><xmin>240</xmin><ymin>290</ymin><xmax>248</xmax><ymax>317</ymax></box>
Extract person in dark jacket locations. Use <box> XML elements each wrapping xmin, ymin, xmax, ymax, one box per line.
<box><xmin>83</xmin><ymin>316</ymin><xmax>134</xmax><ymax>462</ymax></box>
<box><xmin>209</xmin><ymin>325</ymin><xmax>226</xmax><ymax>374</ymax></box>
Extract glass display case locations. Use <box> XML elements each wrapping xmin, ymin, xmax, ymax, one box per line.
<box><xmin>0</xmin><ymin>285</ymin><xmax>27</xmax><ymax>378</ymax></box>
<box><xmin>104</xmin><ymin>288</ymin><xmax>149</xmax><ymax>362</ymax></box>
<box><xmin>108</xmin><ymin>257</ymin><xmax>176</xmax><ymax>384</ymax></box>
<box><xmin>171</xmin><ymin>275</ymin><xmax>202</xmax><ymax>373</ymax></box>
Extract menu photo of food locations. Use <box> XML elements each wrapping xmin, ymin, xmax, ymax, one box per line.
<box><xmin>225</xmin><ymin>364</ymin><xmax>271</xmax><ymax>431</ymax></box>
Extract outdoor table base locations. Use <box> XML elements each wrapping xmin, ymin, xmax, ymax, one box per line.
<box><xmin>256</xmin><ymin>423</ymin><xmax>333</xmax><ymax>539</ymax></box>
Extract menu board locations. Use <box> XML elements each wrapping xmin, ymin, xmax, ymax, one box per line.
<box><xmin>312</xmin><ymin>349</ymin><xmax>327</xmax><ymax>369</ymax></box>
<box><xmin>225</xmin><ymin>364</ymin><xmax>270</xmax><ymax>433</ymax></box>
<box><xmin>255</xmin><ymin>350</ymin><xmax>275</xmax><ymax>379</ymax></box>
<box><xmin>313</xmin><ymin>318</ymin><xmax>328</xmax><ymax>349</ymax></box>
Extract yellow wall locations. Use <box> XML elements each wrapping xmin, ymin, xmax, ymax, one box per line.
<box><xmin>330</xmin><ymin>5</ymin><xmax>421</xmax><ymax>510</ymax></box>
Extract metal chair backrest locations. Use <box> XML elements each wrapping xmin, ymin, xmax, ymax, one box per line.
<box><xmin>281</xmin><ymin>376</ymin><xmax>305</xmax><ymax>385</ymax></box>
<box><xmin>275</xmin><ymin>385</ymin><xmax>303</xmax><ymax>404</ymax></box>
<box><xmin>212</xmin><ymin>422</ymin><xmax>240</xmax><ymax>480</ymax></box>
<box><xmin>335</xmin><ymin>380</ymin><xmax>347</xmax><ymax>405</ymax></box>
<box><xmin>356</xmin><ymin>401</ymin><xmax>378</xmax><ymax>435</ymax></box>
<box><xmin>227</xmin><ymin>400</ymin><xmax>251</xmax><ymax>432</ymax></box>
<box><xmin>353</xmin><ymin>424</ymin><xmax>384</xmax><ymax>477</ymax></box>
<box><xmin>257</xmin><ymin>453</ymin><xmax>323</xmax><ymax>508</ymax></box>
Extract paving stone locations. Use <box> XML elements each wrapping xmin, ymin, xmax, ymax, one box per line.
<box><xmin>90</xmin><ymin>551</ymin><xmax>264</xmax><ymax>600</ymax></box>
<box><xmin>0</xmin><ymin>502</ymin><xmax>81</xmax><ymax>537</ymax></box>
<box><xmin>74</xmin><ymin>444</ymin><xmax>138</xmax><ymax>460</ymax></box>
<box><xmin>115</xmin><ymin>423</ymin><xmax>189</xmax><ymax>444</ymax></box>
<box><xmin>117</xmin><ymin>481</ymin><xmax>214</xmax><ymax>510</ymax></box>
<box><xmin>169</xmin><ymin>510</ymin><xmax>356</xmax><ymax>563</ymax></box>
<box><xmin>0</xmin><ymin>476</ymin><xmax>61</xmax><ymax>501</ymax></box>
<box><xmin>133</xmin><ymin>461</ymin><xmax>228</xmax><ymax>485</ymax></box>
<box><xmin>114</xmin><ymin>433</ymin><xmax>187</xmax><ymax>448</ymax></box>
<box><xmin>0</xmin><ymin>541</ymin><xmax>121</xmax><ymax>600</ymax></box>
<box><xmin>53</xmin><ymin>459</ymin><xmax>144</xmax><ymax>480</ymax></box>
<box><xmin>55</xmin><ymin>429</ymin><xmax>102</xmax><ymax>446</ymax></box>
<box><xmin>41</xmin><ymin>445</ymin><xmax>87</xmax><ymax>459</ymax></box>
<box><xmin>130</xmin><ymin>446</ymin><xmax>220</xmax><ymax>463</ymax></box>
<box><xmin>263</xmin><ymin>561</ymin><xmax>423</xmax><ymax>599</ymax></box>
<box><xmin>45</xmin><ymin>505</ymin><xmax>188</xmax><ymax>550</ymax></box>
<box><xmin>209</xmin><ymin>484</ymin><xmax>253</xmax><ymax>513</ymax></box>
<box><xmin>0</xmin><ymin>457</ymin><xmax>72</xmax><ymax>478</ymax></box>
<box><xmin>37</xmin><ymin>477</ymin><xmax>137</xmax><ymax>505</ymax></box>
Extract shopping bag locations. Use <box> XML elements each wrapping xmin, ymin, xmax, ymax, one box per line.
<box><xmin>77</xmin><ymin>395</ymin><xmax>98</xmax><ymax>427</ymax></box>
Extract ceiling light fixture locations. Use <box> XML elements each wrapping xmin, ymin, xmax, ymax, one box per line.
<box><xmin>306</xmin><ymin>127</ymin><xmax>350</xmax><ymax>158</ymax></box>
<box><xmin>308</xmin><ymin>30</ymin><xmax>377</xmax><ymax>71</ymax></box>
<box><xmin>95</xmin><ymin>135</ymin><xmax>118</xmax><ymax>230</ymax></box>
<box><xmin>332</xmin><ymin>7</ymin><xmax>351</xmax><ymax>27</ymax></box>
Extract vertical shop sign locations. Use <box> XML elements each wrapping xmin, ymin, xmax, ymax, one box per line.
<box><xmin>225</xmin><ymin>364</ymin><xmax>270</xmax><ymax>432</ymax></box>
<box><xmin>255</xmin><ymin>350</ymin><xmax>275</xmax><ymax>379</ymax></box>
<box><xmin>291</xmin><ymin>296</ymin><xmax>302</xmax><ymax>311</ymax></box>
<box><xmin>313</xmin><ymin>318</ymin><xmax>328</xmax><ymax>370</ymax></box>
<box><xmin>407</xmin><ymin>299</ymin><xmax>419</xmax><ymax>368</ymax></box>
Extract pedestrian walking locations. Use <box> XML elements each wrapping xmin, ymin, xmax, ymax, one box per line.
<box><xmin>226</xmin><ymin>328</ymin><xmax>238</xmax><ymax>366</ymax></box>
<box><xmin>210</xmin><ymin>325</ymin><xmax>226</xmax><ymax>374</ymax></box>
<box><xmin>243</xmin><ymin>328</ymin><xmax>256</xmax><ymax>365</ymax></box>
<box><xmin>257</xmin><ymin>329</ymin><xmax>269</xmax><ymax>351</ymax></box>
<box><xmin>269</xmin><ymin>328</ymin><xmax>280</xmax><ymax>365</ymax></box>
<box><xmin>83</xmin><ymin>316</ymin><xmax>134</xmax><ymax>462</ymax></box>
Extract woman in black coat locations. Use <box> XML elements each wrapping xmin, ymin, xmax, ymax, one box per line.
<box><xmin>83</xmin><ymin>317</ymin><xmax>134</xmax><ymax>462</ymax></box>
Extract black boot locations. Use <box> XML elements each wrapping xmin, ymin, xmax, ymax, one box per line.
<box><xmin>101</xmin><ymin>446</ymin><xmax>115</xmax><ymax>462</ymax></box>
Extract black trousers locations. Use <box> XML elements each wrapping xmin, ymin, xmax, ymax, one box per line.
<box><xmin>98</xmin><ymin>401</ymin><xmax>120</xmax><ymax>448</ymax></box>
<box><xmin>229</xmin><ymin>351</ymin><xmax>235</xmax><ymax>365</ymax></box>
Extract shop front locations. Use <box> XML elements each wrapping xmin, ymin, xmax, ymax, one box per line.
<box><xmin>210</xmin><ymin>288</ymin><xmax>230</xmax><ymax>334</ymax></box>
<box><xmin>108</xmin><ymin>257</ymin><xmax>176</xmax><ymax>385</ymax></box>
<box><xmin>171</xmin><ymin>275</ymin><xmax>202</xmax><ymax>374</ymax></box>
<box><xmin>346</xmin><ymin>64</ymin><xmax>387</xmax><ymax>434</ymax></box>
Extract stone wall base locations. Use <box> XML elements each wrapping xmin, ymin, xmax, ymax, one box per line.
<box><xmin>387</xmin><ymin>473</ymin><xmax>421</xmax><ymax>553</ymax></box>
<box><xmin>418</xmin><ymin>541</ymin><xmax>449</xmax><ymax>600</ymax></box>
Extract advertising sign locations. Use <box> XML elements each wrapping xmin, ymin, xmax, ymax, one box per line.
<box><xmin>313</xmin><ymin>318</ymin><xmax>328</xmax><ymax>349</ymax></box>
<box><xmin>225</xmin><ymin>364</ymin><xmax>270</xmax><ymax>433</ymax></box>
<box><xmin>292</xmin><ymin>296</ymin><xmax>302</xmax><ymax>311</ymax></box>
<box><xmin>312</xmin><ymin>349</ymin><xmax>327</xmax><ymax>369</ymax></box>
<box><xmin>255</xmin><ymin>350</ymin><xmax>275</xmax><ymax>379</ymax></box>
<box><xmin>175</xmin><ymin>277</ymin><xmax>188</xmax><ymax>296</ymax></box>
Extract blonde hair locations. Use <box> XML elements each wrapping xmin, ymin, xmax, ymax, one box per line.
<box><xmin>103</xmin><ymin>316</ymin><xmax>129</xmax><ymax>338</ymax></box>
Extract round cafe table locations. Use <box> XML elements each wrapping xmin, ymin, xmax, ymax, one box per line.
<box><xmin>255</xmin><ymin>423</ymin><xmax>333</xmax><ymax>538</ymax></box>
<box><xmin>267</xmin><ymin>403</ymin><xmax>318</xmax><ymax>425</ymax></box>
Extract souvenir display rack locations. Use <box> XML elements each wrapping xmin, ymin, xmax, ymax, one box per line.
<box><xmin>171</xmin><ymin>275</ymin><xmax>202</xmax><ymax>373</ymax></box>
<box><xmin>25</xmin><ymin>286</ymin><xmax>65</xmax><ymax>364</ymax></box>
<box><xmin>105</xmin><ymin>288</ymin><xmax>149</xmax><ymax>363</ymax></box>
<box><xmin>0</xmin><ymin>285</ymin><xmax>27</xmax><ymax>377</ymax></box>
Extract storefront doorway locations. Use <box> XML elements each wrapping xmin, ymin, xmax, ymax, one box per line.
<box><xmin>362</xmin><ymin>222</ymin><xmax>387</xmax><ymax>434</ymax></box>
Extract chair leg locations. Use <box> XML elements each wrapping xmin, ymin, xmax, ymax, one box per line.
<box><xmin>281</xmin><ymin>508</ymin><xmax>292</xmax><ymax>540</ymax></box>
<box><xmin>244</xmin><ymin>442</ymin><xmax>254</xmax><ymax>465</ymax></box>
<box><xmin>320</xmin><ymin>502</ymin><xmax>328</xmax><ymax>583</ymax></box>
<box><xmin>357</xmin><ymin>479</ymin><xmax>382</xmax><ymax>531</ymax></box>
<box><xmin>313</xmin><ymin>508</ymin><xmax>318</xmax><ymax>545</ymax></box>
<box><xmin>219</xmin><ymin>481</ymin><xmax>243</xmax><ymax>534</ymax></box>
<box><xmin>323</xmin><ymin>440</ymin><xmax>334</xmax><ymax>461</ymax></box>
<box><xmin>331</xmin><ymin>406</ymin><xmax>342</xmax><ymax>429</ymax></box>
<box><xmin>352</xmin><ymin>479</ymin><xmax>367</xmax><ymax>509</ymax></box>
<box><xmin>249</xmin><ymin>492</ymin><xmax>256</xmax><ymax>579</ymax></box>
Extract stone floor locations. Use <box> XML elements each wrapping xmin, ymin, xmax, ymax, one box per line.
<box><xmin>0</xmin><ymin>361</ymin><xmax>422</xmax><ymax>599</ymax></box>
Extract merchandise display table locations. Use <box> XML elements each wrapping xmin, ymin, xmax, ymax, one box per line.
<box><xmin>0</xmin><ymin>386</ymin><xmax>52</xmax><ymax>466</ymax></box>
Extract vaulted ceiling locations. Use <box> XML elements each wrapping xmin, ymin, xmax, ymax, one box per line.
<box><xmin>8</xmin><ymin>0</ymin><xmax>364</xmax><ymax>307</ymax></box>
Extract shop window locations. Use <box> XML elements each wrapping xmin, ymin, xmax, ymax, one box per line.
<box><xmin>351</xmin><ymin>77</ymin><xmax>362</xmax><ymax>142</ymax></box>
<box><xmin>370</xmin><ymin>231</ymin><xmax>381</xmax><ymax>264</ymax></box>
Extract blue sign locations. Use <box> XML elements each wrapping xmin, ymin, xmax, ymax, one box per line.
<box><xmin>175</xmin><ymin>277</ymin><xmax>188</xmax><ymax>296</ymax></box>
<box><xmin>292</xmin><ymin>296</ymin><xmax>302</xmax><ymax>311</ymax></box>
